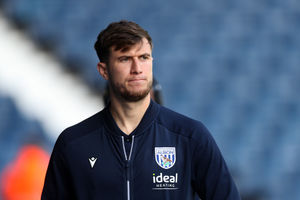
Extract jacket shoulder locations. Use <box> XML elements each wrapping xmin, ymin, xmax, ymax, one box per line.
<box><xmin>55</xmin><ymin>109</ymin><xmax>105</xmax><ymax>148</ymax></box>
<box><xmin>156</xmin><ymin>106</ymin><xmax>211</xmax><ymax>140</ymax></box>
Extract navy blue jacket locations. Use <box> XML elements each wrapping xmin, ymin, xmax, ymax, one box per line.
<box><xmin>42</xmin><ymin>101</ymin><xmax>240</xmax><ymax>200</ymax></box>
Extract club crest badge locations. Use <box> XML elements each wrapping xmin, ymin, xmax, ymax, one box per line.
<box><xmin>155</xmin><ymin>147</ymin><xmax>176</xmax><ymax>169</ymax></box>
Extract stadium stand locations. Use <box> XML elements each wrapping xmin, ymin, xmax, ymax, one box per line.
<box><xmin>0</xmin><ymin>94</ymin><xmax>52</xmax><ymax>200</ymax></box>
<box><xmin>0</xmin><ymin>0</ymin><xmax>300</xmax><ymax>199</ymax></box>
<box><xmin>0</xmin><ymin>95</ymin><xmax>51</xmax><ymax>172</ymax></box>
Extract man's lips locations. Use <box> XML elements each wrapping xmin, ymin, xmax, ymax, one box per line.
<box><xmin>127</xmin><ymin>77</ymin><xmax>147</xmax><ymax>85</ymax></box>
<box><xmin>128</xmin><ymin>77</ymin><xmax>147</xmax><ymax>82</ymax></box>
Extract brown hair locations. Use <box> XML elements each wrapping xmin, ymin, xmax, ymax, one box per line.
<box><xmin>94</xmin><ymin>20</ymin><xmax>153</xmax><ymax>64</ymax></box>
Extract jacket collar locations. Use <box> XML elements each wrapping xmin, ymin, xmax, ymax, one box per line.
<box><xmin>103</xmin><ymin>100</ymin><xmax>160</xmax><ymax>137</ymax></box>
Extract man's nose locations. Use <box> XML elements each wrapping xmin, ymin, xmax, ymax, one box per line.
<box><xmin>130</xmin><ymin>58</ymin><xmax>142</xmax><ymax>74</ymax></box>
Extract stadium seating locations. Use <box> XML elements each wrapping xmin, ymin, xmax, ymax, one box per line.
<box><xmin>0</xmin><ymin>95</ymin><xmax>52</xmax><ymax>175</ymax></box>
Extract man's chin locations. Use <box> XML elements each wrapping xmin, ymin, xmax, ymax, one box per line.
<box><xmin>121</xmin><ymin>89</ymin><xmax>150</xmax><ymax>102</ymax></box>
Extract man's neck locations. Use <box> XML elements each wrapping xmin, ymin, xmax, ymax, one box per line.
<box><xmin>109</xmin><ymin>95</ymin><xmax>151</xmax><ymax>135</ymax></box>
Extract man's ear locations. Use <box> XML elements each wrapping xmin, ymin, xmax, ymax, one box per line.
<box><xmin>97</xmin><ymin>62</ymin><xmax>109</xmax><ymax>80</ymax></box>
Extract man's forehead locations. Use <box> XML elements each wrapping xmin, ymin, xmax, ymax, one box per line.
<box><xmin>111</xmin><ymin>38</ymin><xmax>152</xmax><ymax>55</ymax></box>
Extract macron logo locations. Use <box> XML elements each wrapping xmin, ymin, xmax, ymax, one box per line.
<box><xmin>89</xmin><ymin>157</ymin><xmax>97</xmax><ymax>168</ymax></box>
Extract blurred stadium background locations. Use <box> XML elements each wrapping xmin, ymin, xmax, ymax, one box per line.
<box><xmin>0</xmin><ymin>0</ymin><xmax>300</xmax><ymax>199</ymax></box>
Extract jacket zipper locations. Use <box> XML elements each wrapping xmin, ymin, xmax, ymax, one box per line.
<box><xmin>121</xmin><ymin>135</ymin><xmax>135</xmax><ymax>200</ymax></box>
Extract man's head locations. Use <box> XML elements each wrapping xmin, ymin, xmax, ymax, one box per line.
<box><xmin>94</xmin><ymin>20</ymin><xmax>153</xmax><ymax>64</ymax></box>
<box><xmin>95</xmin><ymin>20</ymin><xmax>153</xmax><ymax>102</ymax></box>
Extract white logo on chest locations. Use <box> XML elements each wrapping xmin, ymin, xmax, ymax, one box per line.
<box><xmin>89</xmin><ymin>157</ymin><xmax>97</xmax><ymax>168</ymax></box>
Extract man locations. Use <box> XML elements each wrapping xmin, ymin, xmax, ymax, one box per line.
<box><xmin>42</xmin><ymin>20</ymin><xmax>240</xmax><ymax>200</ymax></box>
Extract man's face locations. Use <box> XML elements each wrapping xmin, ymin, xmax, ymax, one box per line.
<box><xmin>103</xmin><ymin>38</ymin><xmax>153</xmax><ymax>102</ymax></box>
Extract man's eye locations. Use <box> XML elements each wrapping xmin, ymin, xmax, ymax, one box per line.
<box><xmin>140</xmin><ymin>55</ymin><xmax>150</xmax><ymax>60</ymax></box>
<box><xmin>119</xmin><ymin>57</ymin><xmax>129</xmax><ymax>62</ymax></box>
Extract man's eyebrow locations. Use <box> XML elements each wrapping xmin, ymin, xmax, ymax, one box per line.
<box><xmin>140</xmin><ymin>53</ymin><xmax>151</xmax><ymax>57</ymax></box>
<box><xmin>117</xmin><ymin>55</ymin><xmax>130</xmax><ymax>58</ymax></box>
<box><xmin>117</xmin><ymin>53</ymin><xmax>151</xmax><ymax>58</ymax></box>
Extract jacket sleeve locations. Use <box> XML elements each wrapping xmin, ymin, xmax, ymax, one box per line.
<box><xmin>41</xmin><ymin>134</ymin><xmax>75</xmax><ymax>200</ymax></box>
<box><xmin>192</xmin><ymin>130</ymin><xmax>241</xmax><ymax>200</ymax></box>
